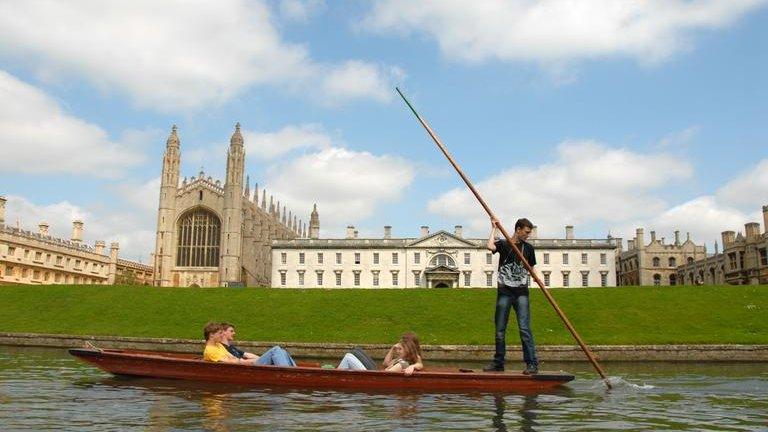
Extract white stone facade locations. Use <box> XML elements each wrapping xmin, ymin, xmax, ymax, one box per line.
<box><xmin>271</xmin><ymin>226</ymin><xmax>618</xmax><ymax>288</ymax></box>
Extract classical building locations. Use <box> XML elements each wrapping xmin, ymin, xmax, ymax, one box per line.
<box><xmin>617</xmin><ymin>228</ymin><xmax>706</xmax><ymax>286</ymax></box>
<box><xmin>676</xmin><ymin>205</ymin><xmax>768</xmax><ymax>285</ymax></box>
<box><xmin>271</xmin><ymin>224</ymin><xmax>619</xmax><ymax>288</ymax></box>
<box><xmin>152</xmin><ymin>124</ymin><xmax>309</xmax><ymax>287</ymax></box>
<box><xmin>0</xmin><ymin>196</ymin><xmax>150</xmax><ymax>285</ymax></box>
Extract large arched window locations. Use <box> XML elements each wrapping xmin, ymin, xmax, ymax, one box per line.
<box><xmin>176</xmin><ymin>208</ymin><xmax>221</xmax><ymax>267</ymax></box>
<box><xmin>429</xmin><ymin>254</ymin><xmax>456</xmax><ymax>268</ymax></box>
<box><xmin>652</xmin><ymin>257</ymin><xmax>660</xmax><ymax>267</ymax></box>
<box><xmin>668</xmin><ymin>257</ymin><xmax>677</xmax><ymax>267</ymax></box>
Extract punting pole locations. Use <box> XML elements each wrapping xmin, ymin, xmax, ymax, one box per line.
<box><xmin>396</xmin><ymin>87</ymin><xmax>612</xmax><ymax>389</ymax></box>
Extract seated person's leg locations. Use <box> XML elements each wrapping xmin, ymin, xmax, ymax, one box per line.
<box><xmin>254</xmin><ymin>346</ymin><xmax>279</xmax><ymax>366</ymax></box>
<box><xmin>337</xmin><ymin>352</ymin><xmax>366</xmax><ymax>370</ymax></box>
<box><xmin>255</xmin><ymin>345</ymin><xmax>296</xmax><ymax>367</ymax></box>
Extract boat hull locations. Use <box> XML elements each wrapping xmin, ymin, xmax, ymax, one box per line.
<box><xmin>69</xmin><ymin>348</ymin><xmax>574</xmax><ymax>393</ymax></box>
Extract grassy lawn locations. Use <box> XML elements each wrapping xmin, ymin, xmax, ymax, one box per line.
<box><xmin>0</xmin><ymin>285</ymin><xmax>766</xmax><ymax>345</ymax></box>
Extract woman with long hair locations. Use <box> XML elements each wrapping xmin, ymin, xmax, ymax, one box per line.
<box><xmin>382</xmin><ymin>331</ymin><xmax>424</xmax><ymax>375</ymax></box>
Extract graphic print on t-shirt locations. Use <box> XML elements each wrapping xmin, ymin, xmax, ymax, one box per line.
<box><xmin>498</xmin><ymin>257</ymin><xmax>529</xmax><ymax>287</ymax></box>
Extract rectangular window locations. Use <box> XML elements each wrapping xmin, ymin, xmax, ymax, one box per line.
<box><xmin>4</xmin><ymin>266</ymin><xmax>13</xmax><ymax>276</ymax></box>
<box><xmin>336</xmin><ymin>252</ymin><xmax>342</xmax><ymax>264</ymax></box>
<box><xmin>354</xmin><ymin>253</ymin><xmax>361</xmax><ymax>264</ymax></box>
<box><xmin>317</xmin><ymin>272</ymin><xmax>323</xmax><ymax>286</ymax></box>
<box><xmin>414</xmin><ymin>272</ymin><xmax>420</xmax><ymax>286</ymax></box>
<box><xmin>581</xmin><ymin>253</ymin><xmax>588</xmax><ymax>265</ymax></box>
<box><xmin>298</xmin><ymin>272</ymin><xmax>304</xmax><ymax>286</ymax></box>
<box><xmin>601</xmin><ymin>273</ymin><xmax>608</xmax><ymax>287</ymax></box>
<box><xmin>392</xmin><ymin>253</ymin><xmax>399</xmax><ymax>265</ymax></box>
<box><xmin>317</xmin><ymin>253</ymin><xmax>323</xmax><ymax>264</ymax></box>
<box><xmin>55</xmin><ymin>273</ymin><xmax>61</xmax><ymax>283</ymax></box>
<box><xmin>35</xmin><ymin>251</ymin><xmax>42</xmax><ymax>261</ymax></box>
<box><xmin>22</xmin><ymin>268</ymin><xmax>29</xmax><ymax>278</ymax></box>
<box><xmin>544</xmin><ymin>273</ymin><xmax>550</xmax><ymax>287</ymax></box>
<box><xmin>8</xmin><ymin>247</ymin><xmax>15</xmax><ymax>256</ymax></box>
<box><xmin>24</xmin><ymin>249</ymin><xmax>30</xmax><ymax>259</ymax></box>
<box><xmin>486</xmin><ymin>272</ymin><xmax>493</xmax><ymax>286</ymax></box>
<box><xmin>46</xmin><ymin>254</ymin><xmax>51</xmax><ymax>263</ymax></box>
<box><xmin>373</xmin><ymin>272</ymin><xmax>379</xmax><ymax>286</ymax></box>
<box><xmin>335</xmin><ymin>272</ymin><xmax>342</xmax><ymax>286</ymax></box>
<box><xmin>392</xmin><ymin>272</ymin><xmax>399</xmax><ymax>286</ymax></box>
<box><xmin>600</xmin><ymin>253</ymin><xmax>607</xmax><ymax>265</ymax></box>
<box><xmin>281</xmin><ymin>252</ymin><xmax>287</xmax><ymax>264</ymax></box>
<box><xmin>543</xmin><ymin>253</ymin><xmax>549</xmax><ymax>264</ymax></box>
<box><xmin>299</xmin><ymin>252</ymin><xmax>305</xmax><ymax>264</ymax></box>
<box><xmin>562</xmin><ymin>272</ymin><xmax>570</xmax><ymax>287</ymax></box>
<box><xmin>581</xmin><ymin>272</ymin><xmax>589</xmax><ymax>287</ymax></box>
<box><xmin>464</xmin><ymin>253</ymin><xmax>470</xmax><ymax>265</ymax></box>
<box><xmin>486</xmin><ymin>253</ymin><xmax>492</xmax><ymax>265</ymax></box>
<box><xmin>75</xmin><ymin>259</ymin><xmax>82</xmax><ymax>269</ymax></box>
<box><xmin>280</xmin><ymin>272</ymin><xmax>286</xmax><ymax>286</ymax></box>
<box><xmin>55</xmin><ymin>256</ymin><xmax>62</xmax><ymax>266</ymax></box>
<box><xmin>562</xmin><ymin>253</ymin><xmax>569</xmax><ymax>265</ymax></box>
<box><xmin>354</xmin><ymin>271</ymin><xmax>360</xmax><ymax>286</ymax></box>
<box><xmin>464</xmin><ymin>272</ymin><xmax>471</xmax><ymax>286</ymax></box>
<box><xmin>414</xmin><ymin>252</ymin><xmax>420</xmax><ymax>264</ymax></box>
<box><xmin>760</xmin><ymin>248</ymin><xmax>767</xmax><ymax>266</ymax></box>
<box><xmin>373</xmin><ymin>253</ymin><xmax>379</xmax><ymax>264</ymax></box>
<box><xmin>33</xmin><ymin>270</ymin><xmax>41</xmax><ymax>280</ymax></box>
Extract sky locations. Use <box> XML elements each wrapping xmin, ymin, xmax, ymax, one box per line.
<box><xmin>1</xmin><ymin>0</ymin><xmax>767</xmax><ymax>263</ymax></box>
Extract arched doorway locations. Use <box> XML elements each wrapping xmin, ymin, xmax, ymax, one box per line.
<box><xmin>434</xmin><ymin>282</ymin><xmax>449</xmax><ymax>288</ymax></box>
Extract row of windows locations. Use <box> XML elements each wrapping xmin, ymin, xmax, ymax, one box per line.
<box><xmin>278</xmin><ymin>270</ymin><xmax>500</xmax><ymax>287</ymax></box>
<box><xmin>542</xmin><ymin>271</ymin><xmax>609</xmax><ymax>287</ymax></box>
<box><xmin>542</xmin><ymin>252</ymin><xmax>608</xmax><ymax>265</ymax></box>
<box><xmin>281</xmin><ymin>251</ymin><xmax>610</xmax><ymax>267</ymax></box>
<box><xmin>1</xmin><ymin>265</ymin><xmax>105</xmax><ymax>284</ymax></box>
<box><xmin>5</xmin><ymin>246</ymin><xmax>106</xmax><ymax>273</ymax></box>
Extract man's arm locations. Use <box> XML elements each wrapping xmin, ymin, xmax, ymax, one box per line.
<box><xmin>486</xmin><ymin>219</ymin><xmax>499</xmax><ymax>252</ymax></box>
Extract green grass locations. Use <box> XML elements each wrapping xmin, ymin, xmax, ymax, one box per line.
<box><xmin>0</xmin><ymin>285</ymin><xmax>766</xmax><ymax>345</ymax></box>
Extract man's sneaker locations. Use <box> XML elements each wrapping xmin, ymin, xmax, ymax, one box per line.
<box><xmin>482</xmin><ymin>363</ymin><xmax>504</xmax><ymax>372</ymax></box>
<box><xmin>523</xmin><ymin>365</ymin><xmax>539</xmax><ymax>375</ymax></box>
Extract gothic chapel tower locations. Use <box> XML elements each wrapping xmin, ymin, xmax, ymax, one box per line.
<box><xmin>153</xmin><ymin>125</ymin><xmax>180</xmax><ymax>286</ymax></box>
<box><xmin>221</xmin><ymin>123</ymin><xmax>245</xmax><ymax>285</ymax></box>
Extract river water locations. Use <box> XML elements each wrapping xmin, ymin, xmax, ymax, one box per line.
<box><xmin>0</xmin><ymin>346</ymin><xmax>766</xmax><ymax>431</ymax></box>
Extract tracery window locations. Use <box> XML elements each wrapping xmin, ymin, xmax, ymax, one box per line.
<box><xmin>430</xmin><ymin>254</ymin><xmax>456</xmax><ymax>268</ymax></box>
<box><xmin>176</xmin><ymin>208</ymin><xmax>221</xmax><ymax>267</ymax></box>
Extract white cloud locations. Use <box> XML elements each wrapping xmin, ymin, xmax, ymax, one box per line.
<box><xmin>715</xmin><ymin>159</ymin><xmax>768</xmax><ymax>209</ymax></box>
<box><xmin>244</xmin><ymin>123</ymin><xmax>333</xmax><ymax>160</ymax></box>
<box><xmin>361</xmin><ymin>0</ymin><xmax>766</xmax><ymax>69</ymax></box>
<box><xmin>279</xmin><ymin>0</ymin><xmax>326</xmax><ymax>22</ymax></box>
<box><xmin>3</xmin><ymin>194</ymin><xmax>155</xmax><ymax>263</ymax></box>
<box><xmin>0</xmin><ymin>0</ymin><xmax>398</xmax><ymax>110</ymax></box>
<box><xmin>427</xmin><ymin>140</ymin><xmax>692</xmax><ymax>238</ymax></box>
<box><xmin>0</xmin><ymin>71</ymin><xmax>145</xmax><ymax>176</ymax></box>
<box><xmin>319</xmin><ymin>61</ymin><xmax>401</xmax><ymax>105</ymax></box>
<box><xmin>264</xmin><ymin>147</ymin><xmax>415</xmax><ymax>234</ymax></box>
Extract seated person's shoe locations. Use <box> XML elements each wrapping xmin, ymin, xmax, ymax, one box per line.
<box><xmin>522</xmin><ymin>364</ymin><xmax>539</xmax><ymax>375</ymax></box>
<box><xmin>483</xmin><ymin>363</ymin><xmax>504</xmax><ymax>372</ymax></box>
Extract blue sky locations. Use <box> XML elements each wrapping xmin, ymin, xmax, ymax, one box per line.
<box><xmin>1</xmin><ymin>0</ymin><xmax>767</xmax><ymax>262</ymax></box>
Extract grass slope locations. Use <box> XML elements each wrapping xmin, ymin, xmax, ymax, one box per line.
<box><xmin>0</xmin><ymin>285</ymin><xmax>766</xmax><ymax>345</ymax></box>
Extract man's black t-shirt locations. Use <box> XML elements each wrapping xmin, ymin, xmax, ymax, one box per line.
<box><xmin>494</xmin><ymin>238</ymin><xmax>536</xmax><ymax>294</ymax></box>
<box><xmin>224</xmin><ymin>344</ymin><xmax>246</xmax><ymax>359</ymax></box>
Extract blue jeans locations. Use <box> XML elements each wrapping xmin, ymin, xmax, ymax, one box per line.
<box><xmin>255</xmin><ymin>346</ymin><xmax>296</xmax><ymax>367</ymax></box>
<box><xmin>494</xmin><ymin>288</ymin><xmax>538</xmax><ymax>367</ymax></box>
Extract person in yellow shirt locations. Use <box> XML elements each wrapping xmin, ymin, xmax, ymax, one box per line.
<box><xmin>203</xmin><ymin>322</ymin><xmax>249</xmax><ymax>364</ymax></box>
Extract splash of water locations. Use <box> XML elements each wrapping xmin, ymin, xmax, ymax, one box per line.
<box><xmin>594</xmin><ymin>376</ymin><xmax>656</xmax><ymax>390</ymax></box>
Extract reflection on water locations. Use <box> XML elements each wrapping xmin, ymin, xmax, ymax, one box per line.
<box><xmin>0</xmin><ymin>346</ymin><xmax>767</xmax><ymax>431</ymax></box>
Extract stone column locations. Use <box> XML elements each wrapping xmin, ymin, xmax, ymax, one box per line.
<box><xmin>0</xmin><ymin>196</ymin><xmax>6</xmax><ymax>226</ymax></box>
<box><xmin>71</xmin><ymin>220</ymin><xmax>84</xmax><ymax>243</ymax></box>
<box><xmin>108</xmin><ymin>242</ymin><xmax>119</xmax><ymax>284</ymax></box>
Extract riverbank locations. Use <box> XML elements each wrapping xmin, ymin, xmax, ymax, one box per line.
<box><xmin>2</xmin><ymin>332</ymin><xmax>767</xmax><ymax>361</ymax></box>
<box><xmin>1</xmin><ymin>284</ymin><xmax>766</xmax><ymax>345</ymax></box>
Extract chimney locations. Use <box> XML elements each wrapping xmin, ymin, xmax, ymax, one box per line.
<box><xmin>38</xmin><ymin>221</ymin><xmax>49</xmax><ymax>236</ymax></box>
<box><xmin>674</xmin><ymin>230</ymin><xmax>681</xmax><ymax>246</ymax></box>
<box><xmin>745</xmin><ymin>222</ymin><xmax>760</xmax><ymax>240</ymax></box>
<box><xmin>565</xmin><ymin>225</ymin><xmax>574</xmax><ymax>240</ymax></box>
<box><xmin>454</xmin><ymin>225</ymin><xmax>463</xmax><ymax>238</ymax></box>
<box><xmin>346</xmin><ymin>225</ymin><xmax>355</xmax><ymax>239</ymax></box>
<box><xmin>94</xmin><ymin>240</ymin><xmax>106</xmax><ymax>254</ymax></box>
<box><xmin>107</xmin><ymin>242</ymin><xmax>119</xmax><ymax>284</ymax></box>
<box><xmin>420</xmin><ymin>226</ymin><xmax>429</xmax><ymax>237</ymax></box>
<box><xmin>627</xmin><ymin>239</ymin><xmax>635</xmax><ymax>250</ymax></box>
<box><xmin>661</xmin><ymin>237</ymin><xmax>665</xmax><ymax>245</ymax></box>
<box><xmin>635</xmin><ymin>228</ymin><xmax>645</xmax><ymax>250</ymax></box>
<box><xmin>0</xmin><ymin>195</ymin><xmax>6</xmax><ymax>225</ymax></box>
<box><xmin>650</xmin><ymin>230</ymin><xmax>656</xmax><ymax>242</ymax></box>
<box><xmin>714</xmin><ymin>241</ymin><xmax>719</xmax><ymax>254</ymax></box>
<box><xmin>530</xmin><ymin>225</ymin><xmax>538</xmax><ymax>239</ymax></box>
<box><xmin>763</xmin><ymin>205</ymin><xmax>768</xmax><ymax>235</ymax></box>
<box><xmin>354</xmin><ymin>229</ymin><xmax>359</xmax><ymax>239</ymax></box>
<box><xmin>71</xmin><ymin>220</ymin><xmax>84</xmax><ymax>243</ymax></box>
<box><xmin>384</xmin><ymin>226</ymin><xmax>392</xmax><ymax>239</ymax></box>
<box><xmin>721</xmin><ymin>230</ymin><xmax>735</xmax><ymax>247</ymax></box>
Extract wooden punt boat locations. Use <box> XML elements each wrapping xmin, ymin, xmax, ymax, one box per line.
<box><xmin>69</xmin><ymin>348</ymin><xmax>574</xmax><ymax>393</ymax></box>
